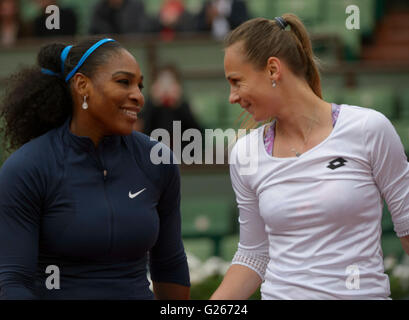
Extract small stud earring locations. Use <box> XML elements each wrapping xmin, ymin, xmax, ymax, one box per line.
<box><xmin>82</xmin><ymin>96</ymin><xmax>88</xmax><ymax>110</ymax></box>
<box><xmin>272</xmin><ymin>80</ymin><xmax>277</xmax><ymax>88</ymax></box>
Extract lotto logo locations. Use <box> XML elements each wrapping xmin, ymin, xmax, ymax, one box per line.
<box><xmin>327</xmin><ymin>157</ymin><xmax>347</xmax><ymax>170</ymax></box>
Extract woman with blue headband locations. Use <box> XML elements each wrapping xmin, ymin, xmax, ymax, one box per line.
<box><xmin>0</xmin><ymin>37</ymin><xmax>190</xmax><ymax>299</ymax></box>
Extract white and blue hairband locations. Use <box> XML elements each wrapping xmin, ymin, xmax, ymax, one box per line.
<box><xmin>274</xmin><ymin>16</ymin><xmax>288</xmax><ymax>30</ymax></box>
<box><xmin>41</xmin><ymin>38</ymin><xmax>115</xmax><ymax>83</ymax></box>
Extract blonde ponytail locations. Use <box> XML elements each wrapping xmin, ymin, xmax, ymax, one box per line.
<box><xmin>282</xmin><ymin>14</ymin><xmax>322</xmax><ymax>98</ymax></box>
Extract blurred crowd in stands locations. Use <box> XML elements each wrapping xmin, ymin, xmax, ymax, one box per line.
<box><xmin>0</xmin><ymin>0</ymin><xmax>250</xmax><ymax>46</ymax></box>
<box><xmin>138</xmin><ymin>64</ymin><xmax>203</xmax><ymax>148</ymax></box>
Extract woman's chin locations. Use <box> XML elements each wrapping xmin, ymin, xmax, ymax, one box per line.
<box><xmin>117</xmin><ymin>123</ymin><xmax>135</xmax><ymax>136</ymax></box>
<box><xmin>252</xmin><ymin>114</ymin><xmax>269</xmax><ymax>123</ymax></box>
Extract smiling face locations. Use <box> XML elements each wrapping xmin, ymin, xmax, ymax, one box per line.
<box><xmin>82</xmin><ymin>49</ymin><xmax>145</xmax><ymax>137</ymax></box>
<box><xmin>224</xmin><ymin>43</ymin><xmax>278</xmax><ymax>122</ymax></box>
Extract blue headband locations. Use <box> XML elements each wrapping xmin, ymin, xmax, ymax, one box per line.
<box><xmin>60</xmin><ymin>45</ymin><xmax>73</xmax><ymax>76</ymax></box>
<box><xmin>64</xmin><ymin>38</ymin><xmax>115</xmax><ymax>82</ymax></box>
<box><xmin>41</xmin><ymin>38</ymin><xmax>115</xmax><ymax>82</ymax></box>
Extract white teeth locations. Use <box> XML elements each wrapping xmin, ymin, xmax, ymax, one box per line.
<box><xmin>122</xmin><ymin>109</ymin><xmax>137</xmax><ymax>117</ymax></box>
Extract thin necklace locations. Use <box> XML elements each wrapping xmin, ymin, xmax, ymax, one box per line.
<box><xmin>290</xmin><ymin>148</ymin><xmax>302</xmax><ymax>157</ymax></box>
<box><xmin>275</xmin><ymin>113</ymin><xmax>319</xmax><ymax>158</ymax></box>
<box><xmin>289</xmin><ymin>120</ymin><xmax>315</xmax><ymax>157</ymax></box>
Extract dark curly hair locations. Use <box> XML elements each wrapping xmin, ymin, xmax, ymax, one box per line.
<box><xmin>0</xmin><ymin>36</ymin><xmax>123</xmax><ymax>151</ymax></box>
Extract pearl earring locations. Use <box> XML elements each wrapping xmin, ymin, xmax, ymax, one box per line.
<box><xmin>272</xmin><ymin>80</ymin><xmax>277</xmax><ymax>88</ymax></box>
<box><xmin>82</xmin><ymin>96</ymin><xmax>88</xmax><ymax>110</ymax></box>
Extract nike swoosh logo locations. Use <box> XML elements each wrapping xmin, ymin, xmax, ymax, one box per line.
<box><xmin>129</xmin><ymin>188</ymin><xmax>146</xmax><ymax>199</ymax></box>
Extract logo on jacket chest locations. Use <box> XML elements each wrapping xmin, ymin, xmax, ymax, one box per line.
<box><xmin>129</xmin><ymin>188</ymin><xmax>146</xmax><ymax>199</ymax></box>
<box><xmin>327</xmin><ymin>157</ymin><xmax>348</xmax><ymax>170</ymax></box>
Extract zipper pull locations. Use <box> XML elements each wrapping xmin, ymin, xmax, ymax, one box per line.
<box><xmin>103</xmin><ymin>169</ymin><xmax>108</xmax><ymax>180</ymax></box>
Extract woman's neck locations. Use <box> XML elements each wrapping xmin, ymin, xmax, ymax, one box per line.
<box><xmin>70</xmin><ymin>113</ymin><xmax>105</xmax><ymax>147</ymax></box>
<box><xmin>274</xmin><ymin>82</ymin><xmax>331</xmax><ymax>142</ymax></box>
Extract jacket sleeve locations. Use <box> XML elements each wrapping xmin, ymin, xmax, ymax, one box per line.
<box><xmin>148</xmin><ymin>155</ymin><xmax>190</xmax><ymax>287</ymax></box>
<box><xmin>0</xmin><ymin>152</ymin><xmax>42</xmax><ymax>299</ymax></box>
<box><xmin>364</xmin><ymin>110</ymin><xmax>409</xmax><ymax>238</ymax></box>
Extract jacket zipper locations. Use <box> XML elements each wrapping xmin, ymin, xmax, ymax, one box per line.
<box><xmin>99</xmin><ymin>152</ymin><xmax>115</xmax><ymax>256</ymax></box>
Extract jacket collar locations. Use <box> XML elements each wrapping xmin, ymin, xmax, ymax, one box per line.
<box><xmin>60</xmin><ymin>117</ymin><xmax>122</xmax><ymax>153</ymax></box>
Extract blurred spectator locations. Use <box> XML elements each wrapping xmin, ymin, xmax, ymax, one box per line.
<box><xmin>32</xmin><ymin>0</ymin><xmax>77</xmax><ymax>37</ymax></box>
<box><xmin>156</xmin><ymin>0</ymin><xmax>196</xmax><ymax>41</ymax></box>
<box><xmin>140</xmin><ymin>65</ymin><xmax>203</xmax><ymax>151</ymax></box>
<box><xmin>197</xmin><ymin>0</ymin><xmax>250</xmax><ymax>40</ymax></box>
<box><xmin>89</xmin><ymin>0</ymin><xmax>152</xmax><ymax>35</ymax></box>
<box><xmin>0</xmin><ymin>0</ymin><xmax>27</xmax><ymax>46</ymax></box>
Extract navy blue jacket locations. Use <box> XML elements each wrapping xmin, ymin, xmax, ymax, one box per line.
<box><xmin>0</xmin><ymin>118</ymin><xmax>190</xmax><ymax>299</ymax></box>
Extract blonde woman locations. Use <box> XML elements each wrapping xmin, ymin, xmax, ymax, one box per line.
<box><xmin>211</xmin><ymin>15</ymin><xmax>409</xmax><ymax>300</ymax></box>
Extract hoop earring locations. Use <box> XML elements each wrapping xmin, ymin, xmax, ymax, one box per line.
<box><xmin>82</xmin><ymin>96</ymin><xmax>88</xmax><ymax>110</ymax></box>
<box><xmin>272</xmin><ymin>80</ymin><xmax>277</xmax><ymax>88</ymax></box>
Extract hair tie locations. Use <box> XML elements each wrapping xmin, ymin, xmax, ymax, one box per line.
<box><xmin>274</xmin><ymin>16</ymin><xmax>288</xmax><ymax>30</ymax></box>
<box><xmin>41</xmin><ymin>68</ymin><xmax>60</xmax><ymax>77</ymax></box>
<box><xmin>40</xmin><ymin>44</ymin><xmax>73</xmax><ymax>79</ymax></box>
